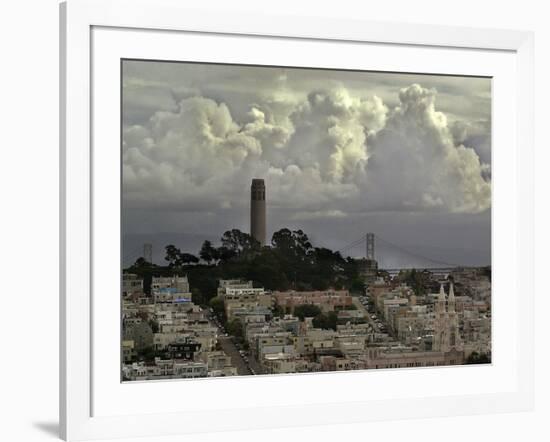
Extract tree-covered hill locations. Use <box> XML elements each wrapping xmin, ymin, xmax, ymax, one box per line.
<box><xmin>124</xmin><ymin>228</ymin><xmax>366</xmax><ymax>305</ymax></box>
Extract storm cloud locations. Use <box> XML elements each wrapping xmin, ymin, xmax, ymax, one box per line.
<box><xmin>122</xmin><ymin>61</ymin><xmax>491</xmax><ymax>267</ymax></box>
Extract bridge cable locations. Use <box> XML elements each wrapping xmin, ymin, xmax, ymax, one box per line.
<box><xmin>375</xmin><ymin>235</ymin><xmax>464</xmax><ymax>268</ymax></box>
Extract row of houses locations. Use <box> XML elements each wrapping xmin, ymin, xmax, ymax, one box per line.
<box><xmin>122</xmin><ymin>275</ymin><xmax>237</xmax><ymax>381</ymax></box>
<box><xmin>123</xmin><ymin>269</ymin><xmax>491</xmax><ymax>379</ymax></box>
<box><xmin>367</xmin><ymin>277</ymin><xmax>491</xmax><ymax>357</ymax></box>
<box><xmin>216</xmin><ymin>273</ymin><xmax>491</xmax><ymax>375</ymax></box>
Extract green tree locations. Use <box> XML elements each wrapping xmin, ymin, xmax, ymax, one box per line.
<box><xmin>209</xmin><ymin>296</ymin><xmax>226</xmax><ymax>321</ymax></box>
<box><xmin>311</xmin><ymin>276</ymin><xmax>329</xmax><ymax>290</ymax></box>
<box><xmin>137</xmin><ymin>346</ymin><xmax>158</xmax><ymax>362</ymax></box>
<box><xmin>148</xmin><ymin>319</ymin><xmax>159</xmax><ymax>334</ymax></box>
<box><xmin>350</xmin><ymin>278</ymin><xmax>365</xmax><ymax>293</ymax></box>
<box><xmin>312</xmin><ymin>311</ymin><xmax>338</xmax><ymax>331</ymax></box>
<box><xmin>165</xmin><ymin>244</ymin><xmax>181</xmax><ymax>268</ymax></box>
<box><xmin>293</xmin><ymin>304</ymin><xmax>322</xmax><ymax>320</ymax></box>
<box><xmin>179</xmin><ymin>252</ymin><xmax>199</xmax><ymax>266</ymax></box>
<box><xmin>217</xmin><ymin>246</ymin><xmax>237</xmax><ymax>263</ymax></box>
<box><xmin>271</xmin><ymin>228</ymin><xmax>294</xmax><ymax>251</ymax></box>
<box><xmin>271</xmin><ymin>229</ymin><xmax>313</xmax><ymax>259</ymax></box>
<box><xmin>271</xmin><ymin>229</ymin><xmax>316</xmax><ymax>288</ymax></box>
<box><xmin>221</xmin><ymin>229</ymin><xmax>260</xmax><ymax>255</ymax></box>
<box><xmin>191</xmin><ymin>288</ymin><xmax>205</xmax><ymax>306</ymax></box>
<box><xmin>199</xmin><ymin>240</ymin><xmax>217</xmax><ymax>264</ymax></box>
<box><xmin>292</xmin><ymin>229</ymin><xmax>314</xmax><ymax>257</ymax></box>
<box><xmin>272</xmin><ymin>304</ymin><xmax>285</xmax><ymax>318</ymax></box>
<box><xmin>149</xmin><ymin>227</ymin><xmax>383</xmax><ymax>300</ymax></box>
<box><xmin>188</xmin><ymin>269</ymin><xmax>219</xmax><ymax>304</ymax></box>
<box><xmin>132</xmin><ymin>257</ymin><xmax>150</xmax><ymax>269</ymax></box>
<box><xmin>465</xmin><ymin>352</ymin><xmax>491</xmax><ymax>364</ymax></box>
<box><xmin>226</xmin><ymin>318</ymin><xmax>243</xmax><ymax>338</ymax></box>
<box><xmin>164</xmin><ymin>245</ymin><xmax>198</xmax><ymax>268</ymax></box>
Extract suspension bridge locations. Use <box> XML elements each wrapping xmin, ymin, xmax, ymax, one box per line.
<box><xmin>123</xmin><ymin>233</ymin><xmax>470</xmax><ymax>274</ymax></box>
<box><xmin>335</xmin><ymin>233</ymin><xmax>468</xmax><ymax>274</ymax></box>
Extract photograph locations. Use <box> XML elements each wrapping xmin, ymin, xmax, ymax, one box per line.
<box><xmin>120</xmin><ymin>59</ymin><xmax>492</xmax><ymax>381</ymax></box>
<box><xmin>2</xmin><ymin>0</ymin><xmax>543</xmax><ymax>440</ymax></box>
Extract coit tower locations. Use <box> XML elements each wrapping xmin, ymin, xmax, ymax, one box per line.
<box><xmin>250</xmin><ymin>178</ymin><xmax>266</xmax><ymax>246</ymax></box>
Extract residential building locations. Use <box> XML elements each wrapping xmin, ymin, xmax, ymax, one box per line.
<box><xmin>273</xmin><ymin>289</ymin><xmax>352</xmax><ymax>314</ymax></box>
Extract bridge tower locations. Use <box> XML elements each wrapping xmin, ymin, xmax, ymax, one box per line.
<box><xmin>363</xmin><ymin>233</ymin><xmax>378</xmax><ymax>285</ymax></box>
<box><xmin>366</xmin><ymin>232</ymin><xmax>375</xmax><ymax>260</ymax></box>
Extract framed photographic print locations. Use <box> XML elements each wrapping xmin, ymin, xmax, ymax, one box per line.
<box><xmin>120</xmin><ymin>59</ymin><xmax>491</xmax><ymax>380</ymax></box>
<box><xmin>60</xmin><ymin>0</ymin><xmax>534</xmax><ymax>440</ymax></box>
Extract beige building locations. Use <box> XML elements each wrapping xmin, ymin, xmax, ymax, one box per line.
<box><xmin>152</xmin><ymin>275</ymin><xmax>190</xmax><ymax>292</ymax></box>
<box><xmin>122</xmin><ymin>273</ymin><xmax>144</xmax><ymax>297</ymax></box>
<box><xmin>219</xmin><ymin>280</ymin><xmax>271</xmax><ymax>320</ymax></box>
<box><xmin>364</xmin><ymin>346</ymin><xmax>464</xmax><ymax>369</ymax></box>
<box><xmin>122</xmin><ymin>340</ymin><xmax>136</xmax><ymax>363</ymax></box>
<box><xmin>273</xmin><ymin>289</ymin><xmax>352</xmax><ymax>314</ymax></box>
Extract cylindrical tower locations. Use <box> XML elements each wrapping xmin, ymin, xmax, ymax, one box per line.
<box><xmin>250</xmin><ymin>178</ymin><xmax>266</xmax><ymax>246</ymax></box>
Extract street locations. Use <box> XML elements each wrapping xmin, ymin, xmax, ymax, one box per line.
<box><xmin>352</xmin><ymin>297</ymin><xmax>379</xmax><ymax>331</ymax></box>
<box><xmin>352</xmin><ymin>296</ymin><xmax>391</xmax><ymax>337</ymax></box>
<box><xmin>206</xmin><ymin>309</ymin><xmax>261</xmax><ymax>376</ymax></box>
<box><xmin>217</xmin><ymin>336</ymin><xmax>252</xmax><ymax>376</ymax></box>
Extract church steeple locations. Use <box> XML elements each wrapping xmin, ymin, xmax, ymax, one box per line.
<box><xmin>433</xmin><ymin>282</ymin><xmax>462</xmax><ymax>353</ymax></box>
<box><xmin>436</xmin><ymin>283</ymin><xmax>446</xmax><ymax>314</ymax></box>
<box><xmin>448</xmin><ymin>282</ymin><xmax>456</xmax><ymax>313</ymax></box>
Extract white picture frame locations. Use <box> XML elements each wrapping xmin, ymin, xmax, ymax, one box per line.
<box><xmin>60</xmin><ymin>0</ymin><xmax>534</xmax><ymax>440</ymax></box>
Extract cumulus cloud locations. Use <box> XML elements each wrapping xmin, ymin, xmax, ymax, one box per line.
<box><xmin>123</xmin><ymin>96</ymin><xmax>264</xmax><ymax>211</ymax></box>
<box><xmin>285</xmin><ymin>88</ymin><xmax>387</xmax><ymax>183</ymax></box>
<box><xmin>249</xmin><ymin>87</ymin><xmax>387</xmax><ymax>210</ymax></box>
<box><xmin>450</xmin><ymin>118</ymin><xmax>492</xmax><ymax>166</ymax></box>
<box><xmin>122</xmin><ymin>75</ymin><xmax>491</xmax><ymax>219</ymax></box>
<box><xmin>364</xmin><ymin>84</ymin><xmax>491</xmax><ymax>213</ymax></box>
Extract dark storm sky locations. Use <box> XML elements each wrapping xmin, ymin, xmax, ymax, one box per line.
<box><xmin>122</xmin><ymin>60</ymin><xmax>491</xmax><ymax>268</ymax></box>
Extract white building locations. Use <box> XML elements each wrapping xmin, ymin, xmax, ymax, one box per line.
<box><xmin>217</xmin><ymin>279</ymin><xmax>253</xmax><ymax>297</ymax></box>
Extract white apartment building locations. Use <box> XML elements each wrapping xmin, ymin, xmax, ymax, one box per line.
<box><xmin>152</xmin><ymin>275</ymin><xmax>190</xmax><ymax>292</ymax></box>
<box><xmin>217</xmin><ymin>279</ymin><xmax>253</xmax><ymax>295</ymax></box>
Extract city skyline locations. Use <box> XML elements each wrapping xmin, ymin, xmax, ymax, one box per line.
<box><xmin>122</xmin><ymin>60</ymin><xmax>491</xmax><ymax>267</ymax></box>
<box><xmin>121</xmin><ymin>61</ymin><xmax>492</xmax><ymax>380</ymax></box>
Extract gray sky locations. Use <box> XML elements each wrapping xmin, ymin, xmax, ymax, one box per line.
<box><xmin>122</xmin><ymin>60</ymin><xmax>491</xmax><ymax>268</ymax></box>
